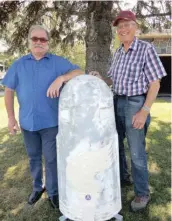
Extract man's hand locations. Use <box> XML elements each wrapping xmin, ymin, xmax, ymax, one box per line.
<box><xmin>89</xmin><ymin>71</ymin><xmax>103</xmax><ymax>80</ymax></box>
<box><xmin>89</xmin><ymin>71</ymin><xmax>113</xmax><ymax>86</ymax></box>
<box><xmin>8</xmin><ymin>117</ymin><xmax>20</xmax><ymax>135</ymax></box>
<box><xmin>132</xmin><ymin>109</ymin><xmax>149</xmax><ymax>130</ymax></box>
<box><xmin>47</xmin><ymin>76</ymin><xmax>64</xmax><ymax>98</ymax></box>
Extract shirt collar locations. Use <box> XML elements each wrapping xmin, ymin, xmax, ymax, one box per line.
<box><xmin>119</xmin><ymin>37</ymin><xmax>138</xmax><ymax>52</ymax></box>
<box><xmin>25</xmin><ymin>53</ymin><xmax>51</xmax><ymax>60</ymax></box>
<box><xmin>129</xmin><ymin>37</ymin><xmax>138</xmax><ymax>51</ymax></box>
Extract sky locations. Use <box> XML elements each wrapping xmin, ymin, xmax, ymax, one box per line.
<box><xmin>0</xmin><ymin>40</ymin><xmax>8</xmax><ymax>53</ymax></box>
<box><xmin>120</xmin><ymin>0</ymin><xmax>138</xmax><ymax>9</ymax></box>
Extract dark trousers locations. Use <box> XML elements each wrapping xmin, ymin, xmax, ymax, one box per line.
<box><xmin>21</xmin><ymin>126</ymin><xmax>58</xmax><ymax>197</ymax></box>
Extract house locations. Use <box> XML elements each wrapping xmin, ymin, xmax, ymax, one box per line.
<box><xmin>137</xmin><ymin>31</ymin><xmax>171</xmax><ymax>95</ymax></box>
<box><xmin>0</xmin><ymin>62</ymin><xmax>6</xmax><ymax>79</ymax></box>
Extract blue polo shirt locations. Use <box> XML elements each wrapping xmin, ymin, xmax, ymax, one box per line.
<box><xmin>2</xmin><ymin>53</ymin><xmax>80</xmax><ymax>131</ymax></box>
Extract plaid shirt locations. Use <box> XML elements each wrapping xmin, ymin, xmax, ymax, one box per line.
<box><xmin>107</xmin><ymin>37</ymin><xmax>167</xmax><ymax>96</ymax></box>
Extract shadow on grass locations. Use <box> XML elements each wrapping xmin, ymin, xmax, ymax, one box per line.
<box><xmin>0</xmin><ymin>116</ymin><xmax>171</xmax><ymax>221</ymax></box>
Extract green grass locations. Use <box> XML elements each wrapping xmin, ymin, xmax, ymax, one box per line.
<box><xmin>0</xmin><ymin>96</ymin><xmax>171</xmax><ymax>221</ymax></box>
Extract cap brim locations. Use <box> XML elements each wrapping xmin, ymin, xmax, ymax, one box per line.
<box><xmin>112</xmin><ymin>18</ymin><xmax>136</xmax><ymax>26</ymax></box>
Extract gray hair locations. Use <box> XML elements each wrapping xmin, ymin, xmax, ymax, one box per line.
<box><xmin>28</xmin><ymin>25</ymin><xmax>50</xmax><ymax>41</ymax></box>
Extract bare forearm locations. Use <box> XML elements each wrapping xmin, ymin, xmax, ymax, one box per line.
<box><xmin>62</xmin><ymin>69</ymin><xmax>85</xmax><ymax>83</ymax></box>
<box><xmin>143</xmin><ymin>80</ymin><xmax>160</xmax><ymax>110</ymax></box>
<box><xmin>4</xmin><ymin>88</ymin><xmax>15</xmax><ymax>119</ymax></box>
<box><xmin>102</xmin><ymin>76</ymin><xmax>113</xmax><ymax>86</ymax></box>
<box><xmin>133</xmin><ymin>80</ymin><xmax>160</xmax><ymax>129</ymax></box>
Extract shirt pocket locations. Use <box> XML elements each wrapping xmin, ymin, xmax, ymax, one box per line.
<box><xmin>127</xmin><ymin>62</ymin><xmax>144</xmax><ymax>83</ymax></box>
<box><xmin>37</xmin><ymin>70</ymin><xmax>57</xmax><ymax>89</ymax></box>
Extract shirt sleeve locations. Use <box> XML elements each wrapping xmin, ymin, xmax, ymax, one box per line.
<box><xmin>107</xmin><ymin>51</ymin><xmax>118</xmax><ymax>79</ymax></box>
<box><xmin>2</xmin><ymin>61</ymin><xmax>18</xmax><ymax>90</ymax></box>
<box><xmin>144</xmin><ymin>45</ymin><xmax>167</xmax><ymax>83</ymax></box>
<box><xmin>58</xmin><ymin>57</ymin><xmax>80</xmax><ymax>75</ymax></box>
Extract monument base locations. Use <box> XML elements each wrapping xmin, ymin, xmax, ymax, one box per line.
<box><xmin>59</xmin><ymin>213</ymin><xmax>123</xmax><ymax>221</ymax></box>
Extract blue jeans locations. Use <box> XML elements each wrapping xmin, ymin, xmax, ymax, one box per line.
<box><xmin>114</xmin><ymin>95</ymin><xmax>150</xmax><ymax>197</ymax></box>
<box><xmin>21</xmin><ymin>126</ymin><xmax>58</xmax><ymax>197</ymax></box>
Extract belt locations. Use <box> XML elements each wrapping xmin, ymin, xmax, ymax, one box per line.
<box><xmin>114</xmin><ymin>94</ymin><xmax>146</xmax><ymax>97</ymax></box>
<box><xmin>114</xmin><ymin>94</ymin><xmax>146</xmax><ymax>99</ymax></box>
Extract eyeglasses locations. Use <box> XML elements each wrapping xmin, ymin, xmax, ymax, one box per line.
<box><xmin>116</xmin><ymin>22</ymin><xmax>136</xmax><ymax>30</ymax></box>
<box><xmin>30</xmin><ymin>37</ymin><xmax>48</xmax><ymax>43</ymax></box>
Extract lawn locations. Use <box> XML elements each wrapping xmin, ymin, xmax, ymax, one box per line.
<box><xmin>0</xmin><ymin>96</ymin><xmax>171</xmax><ymax>221</ymax></box>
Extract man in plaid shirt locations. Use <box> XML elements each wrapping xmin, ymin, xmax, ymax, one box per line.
<box><xmin>90</xmin><ymin>10</ymin><xmax>167</xmax><ymax>212</ymax></box>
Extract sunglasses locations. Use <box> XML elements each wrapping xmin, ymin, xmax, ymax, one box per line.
<box><xmin>30</xmin><ymin>37</ymin><xmax>48</xmax><ymax>43</ymax></box>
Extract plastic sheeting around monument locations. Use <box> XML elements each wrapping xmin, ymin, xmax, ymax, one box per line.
<box><xmin>57</xmin><ymin>75</ymin><xmax>121</xmax><ymax>221</ymax></box>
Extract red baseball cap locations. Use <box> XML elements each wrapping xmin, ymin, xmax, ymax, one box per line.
<box><xmin>113</xmin><ymin>10</ymin><xmax>136</xmax><ymax>26</ymax></box>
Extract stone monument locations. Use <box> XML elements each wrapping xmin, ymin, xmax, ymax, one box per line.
<box><xmin>57</xmin><ymin>75</ymin><xmax>122</xmax><ymax>221</ymax></box>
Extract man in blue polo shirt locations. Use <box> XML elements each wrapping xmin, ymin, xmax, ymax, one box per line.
<box><xmin>2</xmin><ymin>25</ymin><xmax>84</xmax><ymax>208</ymax></box>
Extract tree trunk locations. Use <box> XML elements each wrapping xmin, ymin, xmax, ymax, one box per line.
<box><xmin>85</xmin><ymin>1</ymin><xmax>113</xmax><ymax>77</ymax></box>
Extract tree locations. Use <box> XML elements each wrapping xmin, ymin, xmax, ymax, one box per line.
<box><xmin>0</xmin><ymin>1</ymin><xmax>171</xmax><ymax>76</ymax></box>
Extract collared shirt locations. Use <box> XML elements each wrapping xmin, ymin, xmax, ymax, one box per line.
<box><xmin>2</xmin><ymin>53</ymin><xmax>80</xmax><ymax>131</ymax></box>
<box><xmin>107</xmin><ymin>37</ymin><xmax>167</xmax><ymax>96</ymax></box>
